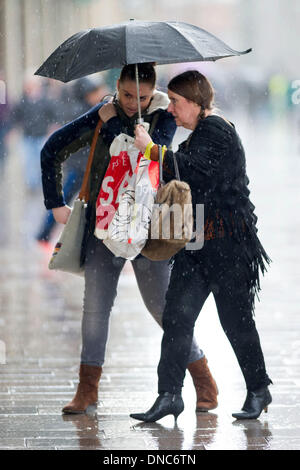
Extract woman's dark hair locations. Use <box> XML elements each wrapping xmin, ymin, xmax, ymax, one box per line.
<box><xmin>168</xmin><ymin>70</ymin><xmax>215</xmax><ymax>120</ymax></box>
<box><xmin>119</xmin><ymin>63</ymin><xmax>156</xmax><ymax>88</ymax></box>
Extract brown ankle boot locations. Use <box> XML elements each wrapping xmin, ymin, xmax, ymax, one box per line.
<box><xmin>187</xmin><ymin>357</ymin><xmax>218</xmax><ymax>412</ymax></box>
<box><xmin>62</xmin><ymin>364</ymin><xmax>102</xmax><ymax>414</ymax></box>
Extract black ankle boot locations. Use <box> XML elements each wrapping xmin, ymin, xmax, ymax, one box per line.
<box><xmin>130</xmin><ymin>392</ymin><xmax>184</xmax><ymax>422</ymax></box>
<box><xmin>232</xmin><ymin>386</ymin><xmax>272</xmax><ymax>420</ymax></box>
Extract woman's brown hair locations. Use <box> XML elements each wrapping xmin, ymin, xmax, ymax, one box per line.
<box><xmin>168</xmin><ymin>70</ymin><xmax>215</xmax><ymax>120</ymax></box>
<box><xmin>119</xmin><ymin>63</ymin><xmax>156</xmax><ymax>88</ymax></box>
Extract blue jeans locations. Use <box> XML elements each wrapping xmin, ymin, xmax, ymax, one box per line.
<box><xmin>80</xmin><ymin>236</ymin><xmax>204</xmax><ymax>367</ymax></box>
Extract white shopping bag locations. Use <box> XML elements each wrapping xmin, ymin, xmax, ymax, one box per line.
<box><xmin>97</xmin><ymin>133</ymin><xmax>159</xmax><ymax>259</ymax></box>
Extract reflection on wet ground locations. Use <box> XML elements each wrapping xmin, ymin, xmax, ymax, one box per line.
<box><xmin>0</xmin><ymin>117</ymin><xmax>300</xmax><ymax>450</ymax></box>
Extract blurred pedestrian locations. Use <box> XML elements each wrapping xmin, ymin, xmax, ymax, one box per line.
<box><xmin>40</xmin><ymin>64</ymin><xmax>218</xmax><ymax>415</ymax></box>
<box><xmin>0</xmin><ymin>95</ymin><xmax>10</xmax><ymax>176</ymax></box>
<box><xmin>11</xmin><ymin>73</ymin><xmax>57</xmax><ymax>192</ymax></box>
<box><xmin>130</xmin><ymin>70</ymin><xmax>272</xmax><ymax>423</ymax></box>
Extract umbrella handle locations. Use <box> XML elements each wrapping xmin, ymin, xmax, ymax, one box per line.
<box><xmin>135</xmin><ymin>63</ymin><xmax>143</xmax><ymax>124</ymax></box>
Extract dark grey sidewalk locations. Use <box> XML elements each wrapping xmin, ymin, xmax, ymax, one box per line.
<box><xmin>0</xmin><ymin>117</ymin><xmax>300</xmax><ymax>450</ymax></box>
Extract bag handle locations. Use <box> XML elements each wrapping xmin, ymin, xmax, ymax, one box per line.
<box><xmin>158</xmin><ymin>144</ymin><xmax>180</xmax><ymax>185</ymax></box>
<box><xmin>79</xmin><ymin>119</ymin><xmax>103</xmax><ymax>202</ymax></box>
<box><xmin>172</xmin><ymin>153</ymin><xmax>181</xmax><ymax>181</ymax></box>
<box><xmin>158</xmin><ymin>144</ymin><xmax>164</xmax><ymax>187</ymax></box>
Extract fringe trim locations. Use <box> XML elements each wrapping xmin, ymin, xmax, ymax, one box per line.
<box><xmin>168</xmin><ymin>208</ymin><xmax>272</xmax><ymax>317</ymax></box>
<box><xmin>214</xmin><ymin>208</ymin><xmax>272</xmax><ymax>315</ymax></box>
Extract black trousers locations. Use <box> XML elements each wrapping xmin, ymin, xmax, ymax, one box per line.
<box><xmin>158</xmin><ymin>235</ymin><xmax>272</xmax><ymax>394</ymax></box>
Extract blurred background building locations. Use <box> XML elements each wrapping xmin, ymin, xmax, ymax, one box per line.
<box><xmin>0</xmin><ymin>4</ymin><xmax>300</xmax><ymax>450</ymax></box>
<box><xmin>0</xmin><ymin>0</ymin><xmax>299</xmax><ymax>246</ymax></box>
<box><xmin>0</xmin><ymin>0</ymin><xmax>299</xmax><ymax>99</ymax></box>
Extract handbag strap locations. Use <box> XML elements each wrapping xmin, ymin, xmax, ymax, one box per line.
<box><xmin>172</xmin><ymin>153</ymin><xmax>181</xmax><ymax>181</ymax></box>
<box><xmin>158</xmin><ymin>144</ymin><xmax>181</xmax><ymax>183</ymax></box>
<box><xmin>79</xmin><ymin>119</ymin><xmax>103</xmax><ymax>202</ymax></box>
<box><xmin>158</xmin><ymin>144</ymin><xmax>164</xmax><ymax>186</ymax></box>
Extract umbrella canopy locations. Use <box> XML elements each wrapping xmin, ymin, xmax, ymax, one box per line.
<box><xmin>35</xmin><ymin>20</ymin><xmax>251</xmax><ymax>83</ymax></box>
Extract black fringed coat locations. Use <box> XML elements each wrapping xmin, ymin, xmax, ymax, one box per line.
<box><xmin>162</xmin><ymin>114</ymin><xmax>271</xmax><ymax>304</ymax></box>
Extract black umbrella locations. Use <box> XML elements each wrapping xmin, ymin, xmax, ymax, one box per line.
<box><xmin>35</xmin><ymin>20</ymin><xmax>251</xmax><ymax>121</ymax></box>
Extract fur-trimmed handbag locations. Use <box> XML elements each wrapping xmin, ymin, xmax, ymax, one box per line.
<box><xmin>141</xmin><ymin>145</ymin><xmax>194</xmax><ymax>261</ymax></box>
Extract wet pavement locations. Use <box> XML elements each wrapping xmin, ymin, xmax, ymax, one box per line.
<box><xmin>0</xmin><ymin>116</ymin><xmax>300</xmax><ymax>451</ymax></box>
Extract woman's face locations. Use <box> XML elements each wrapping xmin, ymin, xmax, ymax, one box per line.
<box><xmin>117</xmin><ymin>79</ymin><xmax>154</xmax><ymax>117</ymax></box>
<box><xmin>167</xmin><ymin>90</ymin><xmax>201</xmax><ymax>130</ymax></box>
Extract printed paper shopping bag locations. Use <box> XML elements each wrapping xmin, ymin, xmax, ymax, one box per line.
<box><xmin>95</xmin><ymin>133</ymin><xmax>159</xmax><ymax>259</ymax></box>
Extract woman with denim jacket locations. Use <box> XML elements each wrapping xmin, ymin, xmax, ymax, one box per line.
<box><xmin>40</xmin><ymin>64</ymin><xmax>218</xmax><ymax>414</ymax></box>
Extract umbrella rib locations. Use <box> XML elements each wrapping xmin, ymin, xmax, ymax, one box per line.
<box><xmin>165</xmin><ymin>21</ymin><xmax>248</xmax><ymax>60</ymax></box>
<box><xmin>163</xmin><ymin>22</ymin><xmax>205</xmax><ymax>60</ymax></box>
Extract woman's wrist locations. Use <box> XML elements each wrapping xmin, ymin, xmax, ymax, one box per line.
<box><xmin>144</xmin><ymin>143</ymin><xmax>167</xmax><ymax>161</ymax></box>
<box><xmin>144</xmin><ymin>141</ymin><xmax>155</xmax><ymax>159</ymax></box>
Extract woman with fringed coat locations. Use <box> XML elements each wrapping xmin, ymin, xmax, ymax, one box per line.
<box><xmin>131</xmin><ymin>70</ymin><xmax>273</xmax><ymax>422</ymax></box>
